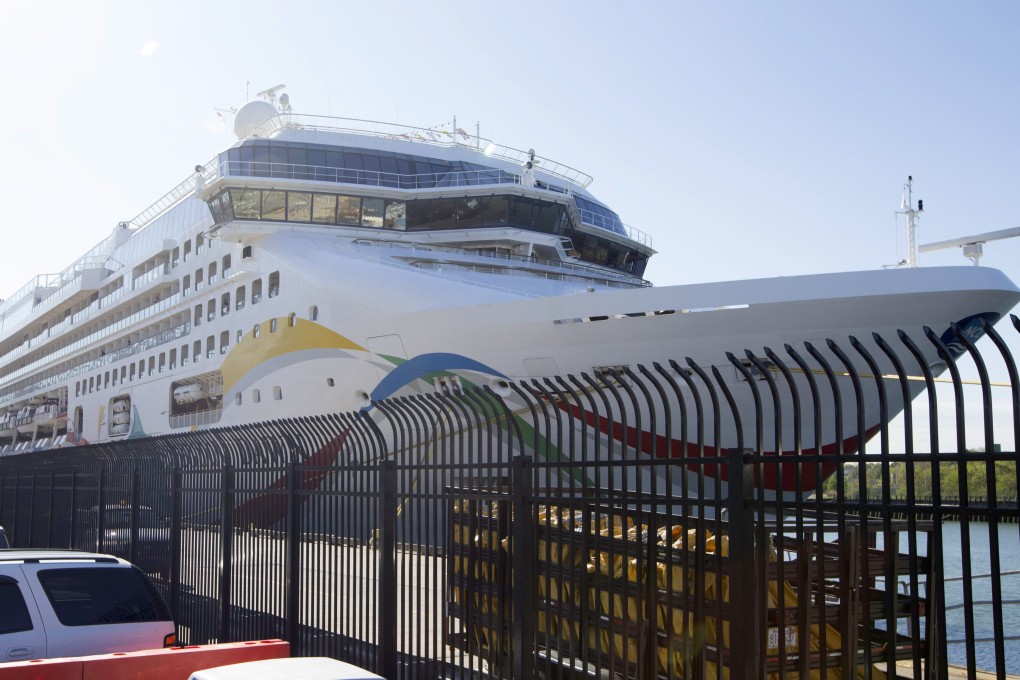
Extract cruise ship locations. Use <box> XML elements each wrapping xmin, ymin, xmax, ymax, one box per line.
<box><xmin>1</xmin><ymin>87</ymin><xmax>1017</xmax><ymax>493</ymax></box>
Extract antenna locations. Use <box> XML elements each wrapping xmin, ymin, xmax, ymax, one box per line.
<box><xmin>255</xmin><ymin>84</ymin><xmax>286</xmax><ymax>105</ymax></box>
<box><xmin>896</xmin><ymin>176</ymin><xmax>923</xmax><ymax>268</ymax></box>
<box><xmin>919</xmin><ymin>226</ymin><xmax>1020</xmax><ymax>266</ymax></box>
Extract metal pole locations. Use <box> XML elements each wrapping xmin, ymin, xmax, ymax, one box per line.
<box><xmin>169</xmin><ymin>467</ymin><xmax>182</xmax><ymax>624</ymax></box>
<box><xmin>379</xmin><ymin>459</ymin><xmax>397</xmax><ymax>680</ymax></box>
<box><xmin>727</xmin><ymin>448</ymin><xmax>756</xmax><ymax>678</ymax></box>
<box><xmin>285</xmin><ymin>461</ymin><xmax>301</xmax><ymax>650</ymax></box>
<box><xmin>511</xmin><ymin>455</ymin><xmax>535</xmax><ymax>680</ymax></box>
<box><xmin>218</xmin><ymin>464</ymin><xmax>234</xmax><ymax>643</ymax></box>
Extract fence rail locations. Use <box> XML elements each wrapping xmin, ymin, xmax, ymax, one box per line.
<box><xmin>2</xmin><ymin>320</ymin><xmax>1019</xmax><ymax>679</ymax></box>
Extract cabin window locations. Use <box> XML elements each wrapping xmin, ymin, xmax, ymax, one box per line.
<box><xmin>138</xmin><ymin>360</ymin><xmax>145</xmax><ymax>377</ymax></box>
<box><xmin>273</xmin><ymin>386</ymin><xmax>282</xmax><ymax>401</ymax></box>
<box><xmin>195</xmin><ymin>268</ymin><xmax>204</xmax><ymax>290</ymax></box>
<box><xmin>222</xmin><ymin>254</ymin><xmax>231</xmax><ymax>277</ymax></box>
<box><xmin>236</xmin><ymin>329</ymin><xmax>243</xmax><ymax>344</ymax></box>
<box><xmin>181</xmin><ymin>344</ymin><xmax>189</xmax><ymax>365</ymax></box>
<box><xmin>169</xmin><ymin>348</ymin><xmax>177</xmax><ymax>370</ymax></box>
<box><xmin>262</xmin><ymin>190</ymin><xmax>286</xmax><ymax>220</ymax></box>
<box><xmin>253</xmin><ymin>323</ymin><xmax>260</xmax><ymax>338</ymax></box>
<box><xmin>206</xmin><ymin>336</ymin><xmax>214</xmax><ymax>359</ymax></box>
<box><xmin>184</xmin><ymin>239</ymin><xmax>192</xmax><ymax>262</ymax></box>
<box><xmin>252</xmin><ymin>279</ymin><xmax>263</xmax><ymax>304</ymax></box>
<box><xmin>221</xmin><ymin>292</ymin><xmax>230</xmax><ymax>316</ymax></box>
<box><xmin>172</xmin><ymin>247</ymin><xmax>180</xmax><ymax>268</ymax></box>
<box><xmin>76</xmin><ymin>382</ymin><xmax>80</xmax><ymax>397</ymax></box>
<box><xmin>104</xmin><ymin>371</ymin><xmax>110</xmax><ymax>389</ymax></box>
<box><xmin>183</xmin><ymin>274</ymin><xmax>191</xmax><ymax>296</ymax></box>
<box><xmin>327</xmin><ymin>378</ymin><xmax>334</xmax><ymax>387</ymax></box>
<box><xmin>270</xmin><ymin>319</ymin><xmax>278</xmax><ymax>333</ymax></box>
<box><xmin>89</xmin><ymin>376</ymin><xmax>94</xmax><ymax>393</ymax></box>
<box><xmin>129</xmin><ymin>364</ymin><xmax>136</xmax><ymax>380</ymax></box>
<box><xmin>288</xmin><ymin>312</ymin><xmax>296</xmax><ymax>327</ymax></box>
<box><xmin>220</xmin><ymin>331</ymin><xmax>230</xmax><ymax>354</ymax></box>
<box><xmin>310</xmin><ymin>305</ymin><xmax>318</xmax><ymax>321</ymax></box>
<box><xmin>148</xmin><ymin>357</ymin><xmax>155</xmax><ymax>375</ymax></box>
<box><xmin>111</xmin><ymin>371</ymin><xmax>117</xmax><ymax>387</ymax></box>
<box><xmin>207</xmin><ymin>299</ymin><xmax>215</xmax><ymax>322</ymax></box>
<box><xmin>196</xmin><ymin>233</ymin><xmax>205</xmax><ymax>254</ymax></box>
<box><xmin>235</xmin><ymin>393</ymin><xmax>242</xmax><ymax>406</ymax></box>
<box><xmin>242</xmin><ymin>245</ymin><xmax>253</xmax><ymax>259</ymax></box>
<box><xmin>268</xmin><ymin>271</ymin><xmax>280</xmax><ymax>298</ymax></box>
<box><xmin>159</xmin><ymin>353</ymin><xmax>166</xmax><ymax>373</ymax></box>
<box><xmin>253</xmin><ymin>389</ymin><xmax>261</xmax><ymax>404</ymax></box>
<box><xmin>208</xmin><ymin>261</ymin><xmax>218</xmax><ymax>284</ymax></box>
<box><xmin>236</xmin><ymin>285</ymin><xmax>246</xmax><ymax>310</ymax></box>
<box><xmin>194</xmin><ymin>304</ymin><xmax>202</xmax><ymax>327</ymax></box>
<box><xmin>121</xmin><ymin>366</ymin><xmax>126</xmax><ymax>383</ymax></box>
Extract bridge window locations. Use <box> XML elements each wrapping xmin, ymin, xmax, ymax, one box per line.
<box><xmin>312</xmin><ymin>194</ymin><xmax>337</xmax><ymax>223</ymax></box>
<box><xmin>361</xmin><ymin>197</ymin><xmax>384</xmax><ymax>227</ymax></box>
<box><xmin>288</xmin><ymin>192</ymin><xmax>312</xmax><ymax>222</ymax></box>
<box><xmin>338</xmin><ymin>195</ymin><xmax>361</xmax><ymax>224</ymax></box>
<box><xmin>262</xmin><ymin>190</ymin><xmax>286</xmax><ymax>220</ymax></box>
<box><xmin>230</xmin><ymin>189</ymin><xmax>260</xmax><ymax>219</ymax></box>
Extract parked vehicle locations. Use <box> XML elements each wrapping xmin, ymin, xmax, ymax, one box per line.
<box><xmin>79</xmin><ymin>505</ymin><xmax>171</xmax><ymax>578</ymax></box>
<box><xmin>0</xmin><ymin>550</ymin><xmax>174</xmax><ymax>661</ymax></box>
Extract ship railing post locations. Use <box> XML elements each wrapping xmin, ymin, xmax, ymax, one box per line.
<box><xmin>511</xmin><ymin>455</ymin><xmax>535</xmax><ymax>680</ymax></box>
<box><xmin>285</xmin><ymin>460</ymin><xmax>301</xmax><ymax>652</ymax></box>
<box><xmin>219</xmin><ymin>463</ymin><xmax>234</xmax><ymax>643</ymax></box>
<box><xmin>727</xmin><ymin>447</ymin><xmax>756</xmax><ymax>678</ymax></box>
<box><xmin>169</xmin><ymin>466</ymin><xmax>183</xmax><ymax>625</ymax></box>
<box><xmin>379</xmin><ymin>458</ymin><xmax>398</xmax><ymax>680</ymax></box>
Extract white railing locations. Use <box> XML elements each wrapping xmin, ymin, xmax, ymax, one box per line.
<box><xmin>249</xmin><ymin>114</ymin><xmax>594</xmax><ymax>189</ymax></box>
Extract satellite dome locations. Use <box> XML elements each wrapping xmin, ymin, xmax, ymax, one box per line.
<box><xmin>233</xmin><ymin>99</ymin><xmax>278</xmax><ymax>140</ymax></box>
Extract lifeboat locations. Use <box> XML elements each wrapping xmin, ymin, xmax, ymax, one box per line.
<box><xmin>112</xmin><ymin>399</ymin><xmax>130</xmax><ymax>413</ymax></box>
<box><xmin>15</xmin><ymin>406</ymin><xmax>37</xmax><ymax>434</ymax></box>
<box><xmin>173</xmin><ymin>383</ymin><xmax>209</xmax><ymax>404</ymax></box>
<box><xmin>112</xmin><ymin>412</ymin><xmax>131</xmax><ymax>426</ymax></box>
<box><xmin>110</xmin><ymin>423</ymin><xmax>130</xmax><ymax>436</ymax></box>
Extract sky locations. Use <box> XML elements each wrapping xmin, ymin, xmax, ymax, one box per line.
<box><xmin>0</xmin><ymin>0</ymin><xmax>1018</xmax><ymax>447</ymax></box>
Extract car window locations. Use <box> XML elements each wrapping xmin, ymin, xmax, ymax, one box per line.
<box><xmin>0</xmin><ymin>577</ymin><xmax>34</xmax><ymax>634</ymax></box>
<box><xmin>37</xmin><ymin>567</ymin><xmax>171</xmax><ymax>626</ymax></box>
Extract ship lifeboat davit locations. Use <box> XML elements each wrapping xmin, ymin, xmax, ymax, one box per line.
<box><xmin>173</xmin><ymin>383</ymin><xmax>209</xmax><ymax>404</ymax></box>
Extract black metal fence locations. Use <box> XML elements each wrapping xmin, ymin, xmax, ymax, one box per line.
<box><xmin>2</xmin><ymin>319</ymin><xmax>1019</xmax><ymax>679</ymax></box>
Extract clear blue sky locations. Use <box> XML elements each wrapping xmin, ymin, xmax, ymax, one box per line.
<box><xmin>1</xmin><ymin>1</ymin><xmax>1018</xmax><ymax>296</ymax></box>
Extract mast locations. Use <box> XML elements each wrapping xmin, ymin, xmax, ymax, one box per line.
<box><xmin>898</xmin><ymin>175</ymin><xmax>924</xmax><ymax>268</ymax></box>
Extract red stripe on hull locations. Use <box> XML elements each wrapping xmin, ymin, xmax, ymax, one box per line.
<box><xmin>561</xmin><ymin>403</ymin><xmax>880</xmax><ymax>493</ymax></box>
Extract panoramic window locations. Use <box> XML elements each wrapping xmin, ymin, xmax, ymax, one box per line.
<box><xmin>262</xmin><ymin>190</ymin><xmax>286</xmax><ymax>220</ymax></box>
<box><xmin>287</xmin><ymin>192</ymin><xmax>312</xmax><ymax>222</ymax></box>
<box><xmin>312</xmin><ymin>194</ymin><xmax>337</xmax><ymax>223</ymax></box>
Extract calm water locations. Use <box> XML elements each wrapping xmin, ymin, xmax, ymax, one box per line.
<box><xmin>940</xmin><ymin>521</ymin><xmax>1020</xmax><ymax>675</ymax></box>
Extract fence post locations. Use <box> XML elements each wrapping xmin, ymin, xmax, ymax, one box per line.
<box><xmin>130</xmin><ymin>467</ymin><xmax>140</xmax><ymax>565</ymax></box>
<box><xmin>69</xmin><ymin>471</ymin><xmax>78</xmax><ymax>549</ymax></box>
<box><xmin>97</xmin><ymin>471</ymin><xmax>106</xmax><ymax>553</ymax></box>
<box><xmin>285</xmin><ymin>461</ymin><xmax>301</xmax><ymax>651</ymax></box>
<box><xmin>218</xmin><ymin>464</ymin><xmax>235</xmax><ymax>643</ymax></box>
<box><xmin>379</xmin><ymin>459</ymin><xmax>398</xmax><ymax>680</ymax></box>
<box><xmin>511</xmin><ymin>455</ymin><xmax>535</xmax><ymax>680</ymax></box>
<box><xmin>727</xmin><ymin>448</ymin><xmax>756</xmax><ymax>678</ymax></box>
<box><xmin>169</xmin><ymin>467</ymin><xmax>183</xmax><ymax>624</ymax></box>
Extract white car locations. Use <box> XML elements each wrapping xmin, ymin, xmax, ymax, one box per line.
<box><xmin>0</xmin><ymin>550</ymin><xmax>175</xmax><ymax>661</ymax></box>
